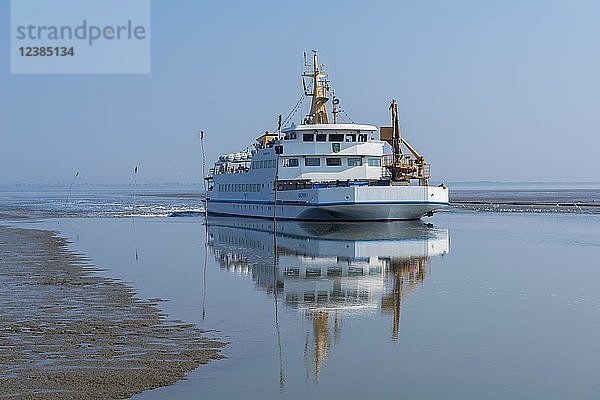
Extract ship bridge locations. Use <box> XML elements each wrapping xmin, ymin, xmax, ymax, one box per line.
<box><xmin>276</xmin><ymin>123</ymin><xmax>386</xmax><ymax>182</ymax></box>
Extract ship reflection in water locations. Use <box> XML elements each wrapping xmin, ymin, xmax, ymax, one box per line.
<box><xmin>207</xmin><ymin>217</ymin><xmax>449</xmax><ymax>381</ymax></box>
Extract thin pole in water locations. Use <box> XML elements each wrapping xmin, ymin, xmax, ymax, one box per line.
<box><xmin>202</xmin><ymin>222</ymin><xmax>208</xmax><ymax>320</ymax></box>
<box><xmin>66</xmin><ymin>171</ymin><xmax>79</xmax><ymax>204</ymax></box>
<box><xmin>133</xmin><ymin>166</ymin><xmax>138</xmax><ymax>213</ymax></box>
<box><xmin>200</xmin><ymin>130</ymin><xmax>208</xmax><ymax>220</ymax></box>
<box><xmin>199</xmin><ymin>130</ymin><xmax>209</xmax><ymax>316</ymax></box>
<box><xmin>200</xmin><ymin>130</ymin><xmax>209</xmax><ymax>318</ymax></box>
<box><xmin>272</xmin><ymin>208</ymin><xmax>285</xmax><ymax>390</ymax></box>
<box><xmin>272</xmin><ymin>133</ymin><xmax>281</xmax><ymax>223</ymax></box>
<box><xmin>132</xmin><ymin>166</ymin><xmax>139</xmax><ymax>260</ymax></box>
<box><xmin>271</xmin><ymin>133</ymin><xmax>285</xmax><ymax>390</ymax></box>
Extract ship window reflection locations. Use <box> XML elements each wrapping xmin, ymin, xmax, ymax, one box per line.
<box><xmin>317</xmin><ymin>292</ymin><xmax>328</xmax><ymax>302</ymax></box>
<box><xmin>303</xmin><ymin>133</ymin><xmax>314</xmax><ymax>142</ymax></box>
<box><xmin>369</xmin><ymin>266</ymin><xmax>382</xmax><ymax>274</ymax></box>
<box><xmin>368</xmin><ymin>158</ymin><xmax>382</xmax><ymax>167</ymax></box>
<box><xmin>286</xmin><ymin>294</ymin><xmax>299</xmax><ymax>303</ymax></box>
<box><xmin>328</xmin><ymin>134</ymin><xmax>344</xmax><ymax>142</ymax></box>
<box><xmin>316</xmin><ymin>133</ymin><xmax>327</xmax><ymax>141</ymax></box>
<box><xmin>345</xmin><ymin>134</ymin><xmax>356</xmax><ymax>142</ymax></box>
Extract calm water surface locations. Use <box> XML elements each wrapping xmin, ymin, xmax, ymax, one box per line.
<box><xmin>3</xmin><ymin>184</ymin><xmax>600</xmax><ymax>399</ymax></box>
<box><xmin>14</xmin><ymin>209</ymin><xmax>600</xmax><ymax>400</ymax></box>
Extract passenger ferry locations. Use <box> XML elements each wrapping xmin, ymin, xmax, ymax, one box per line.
<box><xmin>205</xmin><ymin>51</ymin><xmax>449</xmax><ymax>220</ymax></box>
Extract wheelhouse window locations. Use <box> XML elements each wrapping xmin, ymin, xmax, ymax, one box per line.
<box><xmin>303</xmin><ymin>133</ymin><xmax>314</xmax><ymax>142</ymax></box>
<box><xmin>285</xmin><ymin>132</ymin><xmax>297</xmax><ymax>140</ymax></box>
<box><xmin>345</xmin><ymin>134</ymin><xmax>356</xmax><ymax>142</ymax></box>
<box><xmin>326</xmin><ymin>158</ymin><xmax>342</xmax><ymax>166</ymax></box>
<box><xmin>305</xmin><ymin>157</ymin><xmax>321</xmax><ymax>166</ymax></box>
<box><xmin>368</xmin><ymin>158</ymin><xmax>381</xmax><ymax>167</ymax></box>
<box><xmin>316</xmin><ymin>133</ymin><xmax>327</xmax><ymax>142</ymax></box>
<box><xmin>328</xmin><ymin>134</ymin><xmax>344</xmax><ymax>142</ymax></box>
<box><xmin>348</xmin><ymin>157</ymin><xmax>363</xmax><ymax>166</ymax></box>
<box><xmin>358</xmin><ymin>133</ymin><xmax>368</xmax><ymax>142</ymax></box>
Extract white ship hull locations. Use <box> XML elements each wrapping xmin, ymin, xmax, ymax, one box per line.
<box><xmin>207</xmin><ymin>185</ymin><xmax>448</xmax><ymax>221</ymax></box>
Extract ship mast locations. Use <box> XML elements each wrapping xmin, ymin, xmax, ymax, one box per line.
<box><xmin>390</xmin><ymin>100</ymin><xmax>403</xmax><ymax>168</ymax></box>
<box><xmin>303</xmin><ymin>50</ymin><xmax>330</xmax><ymax>124</ymax></box>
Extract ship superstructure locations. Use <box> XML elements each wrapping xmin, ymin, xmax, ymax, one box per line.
<box><xmin>205</xmin><ymin>51</ymin><xmax>448</xmax><ymax>220</ymax></box>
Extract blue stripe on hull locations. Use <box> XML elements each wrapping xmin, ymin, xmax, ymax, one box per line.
<box><xmin>207</xmin><ymin>199</ymin><xmax>449</xmax><ymax>207</ymax></box>
<box><xmin>206</xmin><ymin>210</ymin><xmax>424</xmax><ymax>222</ymax></box>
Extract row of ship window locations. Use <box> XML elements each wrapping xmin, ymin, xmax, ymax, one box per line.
<box><xmin>283</xmin><ymin>157</ymin><xmax>382</xmax><ymax>167</ymax></box>
<box><xmin>218</xmin><ymin>183</ymin><xmax>265</xmax><ymax>192</ymax></box>
<box><xmin>251</xmin><ymin>157</ymin><xmax>382</xmax><ymax>168</ymax></box>
<box><xmin>285</xmin><ymin>132</ymin><xmax>370</xmax><ymax>142</ymax></box>
<box><xmin>251</xmin><ymin>159</ymin><xmax>276</xmax><ymax>169</ymax></box>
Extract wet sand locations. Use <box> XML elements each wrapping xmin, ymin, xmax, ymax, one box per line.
<box><xmin>0</xmin><ymin>225</ymin><xmax>224</xmax><ymax>399</ymax></box>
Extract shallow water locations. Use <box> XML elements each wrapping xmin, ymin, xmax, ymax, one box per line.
<box><xmin>10</xmin><ymin>209</ymin><xmax>599</xmax><ymax>400</ymax></box>
<box><xmin>3</xmin><ymin>184</ymin><xmax>600</xmax><ymax>399</ymax></box>
<box><xmin>0</xmin><ymin>184</ymin><xmax>205</xmax><ymax>218</ymax></box>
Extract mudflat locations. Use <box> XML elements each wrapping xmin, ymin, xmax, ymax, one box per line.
<box><xmin>0</xmin><ymin>225</ymin><xmax>224</xmax><ymax>399</ymax></box>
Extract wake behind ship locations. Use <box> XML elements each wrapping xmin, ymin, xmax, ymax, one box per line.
<box><xmin>205</xmin><ymin>51</ymin><xmax>449</xmax><ymax>220</ymax></box>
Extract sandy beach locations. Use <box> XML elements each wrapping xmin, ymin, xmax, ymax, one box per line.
<box><xmin>0</xmin><ymin>224</ymin><xmax>224</xmax><ymax>399</ymax></box>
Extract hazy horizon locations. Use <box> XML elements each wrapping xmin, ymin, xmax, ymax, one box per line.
<box><xmin>2</xmin><ymin>180</ymin><xmax>600</xmax><ymax>189</ymax></box>
<box><xmin>2</xmin><ymin>0</ymin><xmax>599</xmax><ymax>185</ymax></box>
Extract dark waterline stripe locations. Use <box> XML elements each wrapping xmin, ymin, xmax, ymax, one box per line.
<box><xmin>205</xmin><ymin>210</ymin><xmax>426</xmax><ymax>222</ymax></box>
<box><xmin>207</xmin><ymin>199</ymin><xmax>450</xmax><ymax>207</ymax></box>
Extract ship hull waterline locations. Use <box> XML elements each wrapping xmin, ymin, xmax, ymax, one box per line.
<box><xmin>206</xmin><ymin>200</ymin><xmax>448</xmax><ymax>221</ymax></box>
<box><xmin>208</xmin><ymin>203</ymin><xmax>444</xmax><ymax>221</ymax></box>
<box><xmin>207</xmin><ymin>183</ymin><xmax>449</xmax><ymax>221</ymax></box>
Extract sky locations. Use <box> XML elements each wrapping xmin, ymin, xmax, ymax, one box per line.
<box><xmin>1</xmin><ymin>0</ymin><xmax>599</xmax><ymax>184</ymax></box>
